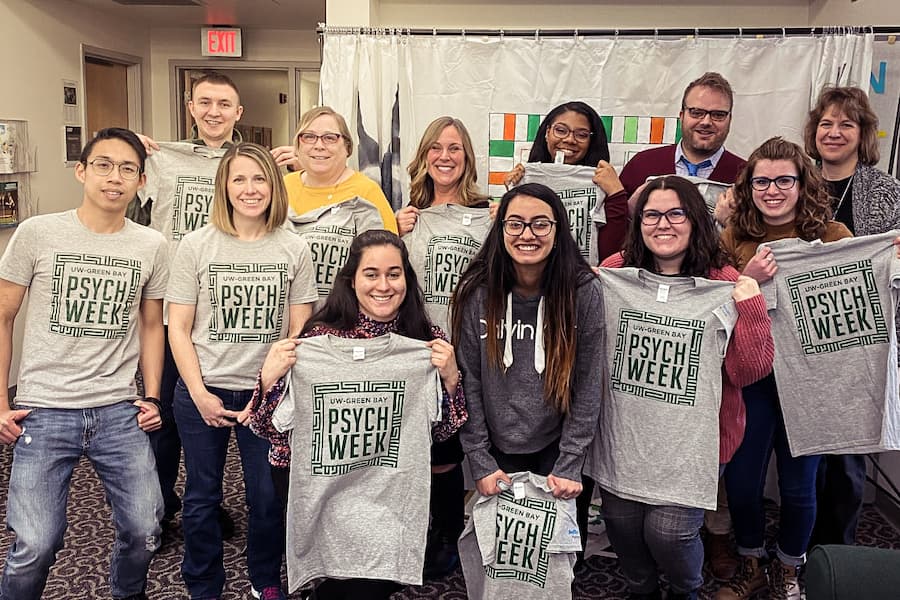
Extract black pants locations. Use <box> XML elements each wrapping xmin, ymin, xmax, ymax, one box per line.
<box><xmin>148</xmin><ymin>329</ymin><xmax>182</xmax><ymax>519</ymax></box>
<box><xmin>810</xmin><ymin>454</ymin><xmax>867</xmax><ymax>547</ymax></box>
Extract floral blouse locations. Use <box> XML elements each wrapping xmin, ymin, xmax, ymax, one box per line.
<box><xmin>248</xmin><ymin>312</ymin><xmax>468</xmax><ymax>468</ymax></box>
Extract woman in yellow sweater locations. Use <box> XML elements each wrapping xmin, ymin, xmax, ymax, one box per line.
<box><xmin>284</xmin><ymin>106</ymin><xmax>398</xmax><ymax>233</ymax></box>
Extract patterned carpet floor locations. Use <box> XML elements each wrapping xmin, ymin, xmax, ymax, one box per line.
<box><xmin>0</xmin><ymin>440</ymin><xmax>898</xmax><ymax>599</ymax></box>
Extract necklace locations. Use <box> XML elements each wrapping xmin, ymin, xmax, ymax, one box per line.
<box><xmin>833</xmin><ymin>174</ymin><xmax>854</xmax><ymax>216</ymax></box>
<box><xmin>304</xmin><ymin>167</ymin><xmax>350</xmax><ymax>201</ymax></box>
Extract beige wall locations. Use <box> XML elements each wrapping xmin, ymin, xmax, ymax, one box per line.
<box><xmin>147</xmin><ymin>28</ymin><xmax>319</xmax><ymax>141</ymax></box>
<box><xmin>373</xmin><ymin>0</ymin><xmax>813</xmax><ymax>28</ymax></box>
<box><xmin>0</xmin><ymin>0</ymin><xmax>150</xmax><ymax>382</ymax></box>
<box><xmin>810</xmin><ymin>0</ymin><xmax>900</xmax><ymax>26</ymax></box>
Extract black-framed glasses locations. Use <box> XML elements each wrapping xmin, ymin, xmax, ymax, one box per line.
<box><xmin>549</xmin><ymin>123</ymin><xmax>592</xmax><ymax>143</ymax></box>
<box><xmin>503</xmin><ymin>219</ymin><xmax>557</xmax><ymax>237</ymax></box>
<box><xmin>751</xmin><ymin>175</ymin><xmax>799</xmax><ymax>191</ymax></box>
<box><xmin>87</xmin><ymin>159</ymin><xmax>141</xmax><ymax>180</ymax></box>
<box><xmin>298</xmin><ymin>131</ymin><xmax>343</xmax><ymax>145</ymax></box>
<box><xmin>683</xmin><ymin>106</ymin><xmax>731</xmax><ymax>122</ymax></box>
<box><xmin>641</xmin><ymin>208</ymin><xmax>688</xmax><ymax>226</ymax></box>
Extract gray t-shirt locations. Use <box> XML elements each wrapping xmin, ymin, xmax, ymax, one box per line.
<box><xmin>166</xmin><ymin>224</ymin><xmax>317</xmax><ymax>390</ymax></box>
<box><xmin>522</xmin><ymin>163</ymin><xmax>607</xmax><ymax>265</ymax></box>
<box><xmin>271</xmin><ymin>333</ymin><xmax>442</xmax><ymax>592</ymax></box>
<box><xmin>403</xmin><ymin>203</ymin><xmax>492</xmax><ymax>336</ymax></box>
<box><xmin>459</xmin><ymin>471</ymin><xmax>581</xmax><ymax>600</ymax></box>
<box><xmin>760</xmin><ymin>231</ymin><xmax>900</xmax><ymax>455</ymax></box>
<box><xmin>586</xmin><ymin>268</ymin><xmax>737</xmax><ymax>510</ymax></box>
<box><xmin>141</xmin><ymin>142</ymin><xmax>226</xmax><ymax>262</ymax></box>
<box><xmin>0</xmin><ymin>210</ymin><xmax>168</xmax><ymax>408</ymax></box>
<box><xmin>288</xmin><ymin>196</ymin><xmax>384</xmax><ymax>307</ymax></box>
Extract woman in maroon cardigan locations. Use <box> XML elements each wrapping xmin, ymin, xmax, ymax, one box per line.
<box><xmin>599</xmin><ymin>175</ymin><xmax>773</xmax><ymax>600</ymax></box>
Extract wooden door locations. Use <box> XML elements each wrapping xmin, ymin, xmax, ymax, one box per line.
<box><xmin>84</xmin><ymin>58</ymin><xmax>128</xmax><ymax>138</ymax></box>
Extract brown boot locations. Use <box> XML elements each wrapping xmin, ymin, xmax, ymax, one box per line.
<box><xmin>706</xmin><ymin>532</ymin><xmax>739</xmax><ymax>581</ymax></box>
<box><xmin>768</xmin><ymin>558</ymin><xmax>802</xmax><ymax>600</ymax></box>
<box><xmin>714</xmin><ymin>555</ymin><xmax>768</xmax><ymax>600</ymax></box>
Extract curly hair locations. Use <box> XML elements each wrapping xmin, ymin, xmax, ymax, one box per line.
<box><xmin>803</xmin><ymin>86</ymin><xmax>880</xmax><ymax>166</ymax></box>
<box><xmin>730</xmin><ymin>137</ymin><xmax>831</xmax><ymax>242</ymax></box>
<box><xmin>622</xmin><ymin>176</ymin><xmax>725</xmax><ymax>276</ymax></box>
<box><xmin>451</xmin><ymin>183</ymin><xmax>594</xmax><ymax>415</ymax></box>
<box><xmin>407</xmin><ymin>116</ymin><xmax>488</xmax><ymax>208</ymax></box>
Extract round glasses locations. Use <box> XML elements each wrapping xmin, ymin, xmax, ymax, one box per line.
<box><xmin>549</xmin><ymin>123</ymin><xmax>592</xmax><ymax>143</ymax></box>
<box><xmin>298</xmin><ymin>132</ymin><xmax>343</xmax><ymax>146</ymax></box>
<box><xmin>87</xmin><ymin>159</ymin><xmax>141</xmax><ymax>180</ymax></box>
<box><xmin>641</xmin><ymin>208</ymin><xmax>688</xmax><ymax>226</ymax></box>
<box><xmin>503</xmin><ymin>219</ymin><xmax>556</xmax><ymax>237</ymax></box>
<box><xmin>750</xmin><ymin>175</ymin><xmax>799</xmax><ymax>191</ymax></box>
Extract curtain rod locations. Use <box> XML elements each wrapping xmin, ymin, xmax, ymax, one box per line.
<box><xmin>318</xmin><ymin>24</ymin><xmax>900</xmax><ymax>38</ymax></box>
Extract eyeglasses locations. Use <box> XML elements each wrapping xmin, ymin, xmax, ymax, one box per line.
<box><xmin>682</xmin><ymin>107</ymin><xmax>731</xmax><ymax>122</ymax></box>
<box><xmin>87</xmin><ymin>159</ymin><xmax>141</xmax><ymax>180</ymax></box>
<box><xmin>641</xmin><ymin>208</ymin><xmax>688</xmax><ymax>226</ymax></box>
<box><xmin>503</xmin><ymin>219</ymin><xmax>557</xmax><ymax>237</ymax></box>
<box><xmin>750</xmin><ymin>175</ymin><xmax>799</xmax><ymax>191</ymax></box>
<box><xmin>549</xmin><ymin>123</ymin><xmax>592</xmax><ymax>143</ymax></box>
<box><xmin>298</xmin><ymin>131</ymin><xmax>343</xmax><ymax>146</ymax></box>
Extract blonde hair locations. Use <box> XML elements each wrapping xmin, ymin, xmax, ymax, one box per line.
<box><xmin>293</xmin><ymin>106</ymin><xmax>353</xmax><ymax>156</ymax></box>
<box><xmin>407</xmin><ymin>117</ymin><xmax>488</xmax><ymax>208</ymax></box>
<box><xmin>211</xmin><ymin>143</ymin><xmax>288</xmax><ymax>235</ymax></box>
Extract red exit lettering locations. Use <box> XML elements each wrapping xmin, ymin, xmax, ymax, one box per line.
<box><xmin>207</xmin><ymin>30</ymin><xmax>235</xmax><ymax>55</ymax></box>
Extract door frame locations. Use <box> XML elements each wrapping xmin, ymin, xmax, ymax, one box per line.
<box><xmin>170</xmin><ymin>60</ymin><xmax>320</xmax><ymax>141</ymax></box>
<box><xmin>81</xmin><ymin>45</ymin><xmax>143</xmax><ymax>133</ymax></box>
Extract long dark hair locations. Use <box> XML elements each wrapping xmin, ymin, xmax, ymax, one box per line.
<box><xmin>622</xmin><ymin>176</ymin><xmax>726</xmax><ymax>276</ymax></box>
<box><xmin>527</xmin><ymin>101</ymin><xmax>611</xmax><ymax>166</ymax></box>
<box><xmin>451</xmin><ymin>183</ymin><xmax>594</xmax><ymax>414</ymax></box>
<box><xmin>302</xmin><ymin>230</ymin><xmax>436</xmax><ymax>341</ymax></box>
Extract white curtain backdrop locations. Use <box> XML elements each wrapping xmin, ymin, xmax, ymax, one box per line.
<box><xmin>321</xmin><ymin>31</ymin><xmax>873</xmax><ymax>205</ymax></box>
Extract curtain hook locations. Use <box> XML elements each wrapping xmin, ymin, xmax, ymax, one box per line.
<box><xmin>782</xmin><ymin>27</ymin><xmax>786</xmax><ymax>38</ymax></box>
<box><xmin>738</xmin><ymin>27</ymin><xmax>743</xmax><ymax>39</ymax></box>
<box><xmin>535</xmin><ymin>28</ymin><xmax>540</xmax><ymax>42</ymax></box>
<box><xmin>654</xmin><ymin>28</ymin><xmax>659</xmax><ymax>41</ymax></box>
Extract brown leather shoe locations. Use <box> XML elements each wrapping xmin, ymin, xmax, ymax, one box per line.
<box><xmin>707</xmin><ymin>533</ymin><xmax>740</xmax><ymax>582</ymax></box>
<box><xmin>714</xmin><ymin>555</ymin><xmax>768</xmax><ymax>600</ymax></box>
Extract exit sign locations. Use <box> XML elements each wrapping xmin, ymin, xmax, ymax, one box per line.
<box><xmin>201</xmin><ymin>27</ymin><xmax>242</xmax><ymax>57</ymax></box>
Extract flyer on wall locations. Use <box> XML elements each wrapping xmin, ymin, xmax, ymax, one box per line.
<box><xmin>0</xmin><ymin>181</ymin><xmax>18</xmax><ymax>227</ymax></box>
<box><xmin>0</xmin><ymin>122</ymin><xmax>16</xmax><ymax>175</ymax></box>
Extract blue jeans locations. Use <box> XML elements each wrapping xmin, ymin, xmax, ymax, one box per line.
<box><xmin>725</xmin><ymin>374</ymin><xmax>821</xmax><ymax>563</ymax></box>
<box><xmin>174</xmin><ymin>379</ymin><xmax>283</xmax><ymax>599</ymax></box>
<box><xmin>0</xmin><ymin>402</ymin><xmax>163</xmax><ymax>600</ymax></box>
<box><xmin>599</xmin><ymin>489</ymin><xmax>704</xmax><ymax>597</ymax></box>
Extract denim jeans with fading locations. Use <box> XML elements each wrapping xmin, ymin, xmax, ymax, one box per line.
<box><xmin>0</xmin><ymin>402</ymin><xmax>163</xmax><ymax>600</ymax></box>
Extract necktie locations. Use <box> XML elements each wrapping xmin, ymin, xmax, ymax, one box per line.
<box><xmin>684</xmin><ymin>158</ymin><xmax>712</xmax><ymax>177</ymax></box>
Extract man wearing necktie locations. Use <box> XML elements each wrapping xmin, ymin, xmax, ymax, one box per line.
<box><xmin>598</xmin><ymin>73</ymin><xmax>747</xmax><ymax>255</ymax></box>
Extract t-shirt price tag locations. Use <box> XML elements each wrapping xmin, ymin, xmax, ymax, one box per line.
<box><xmin>330</xmin><ymin>205</ymin><xmax>341</xmax><ymax>215</ymax></box>
<box><xmin>513</xmin><ymin>481</ymin><xmax>526</xmax><ymax>500</ymax></box>
<box><xmin>554</xmin><ymin>150</ymin><xmax>565</xmax><ymax>164</ymax></box>
<box><xmin>656</xmin><ymin>283</ymin><xmax>670</xmax><ymax>303</ymax></box>
<box><xmin>462</xmin><ymin>213</ymin><xmax>473</xmax><ymax>226</ymax></box>
<box><xmin>352</xmin><ymin>346</ymin><xmax>366</xmax><ymax>361</ymax></box>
